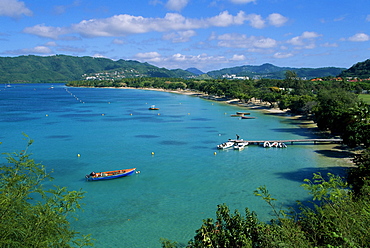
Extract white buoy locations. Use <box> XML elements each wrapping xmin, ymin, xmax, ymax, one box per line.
<box><xmin>151</xmin><ymin>152</ymin><xmax>155</xmax><ymax>155</ymax></box>
<box><xmin>77</xmin><ymin>154</ymin><xmax>81</xmax><ymax>157</ymax></box>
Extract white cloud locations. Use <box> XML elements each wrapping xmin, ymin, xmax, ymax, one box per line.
<box><xmin>287</xmin><ymin>31</ymin><xmax>321</xmax><ymax>48</ymax></box>
<box><xmin>44</xmin><ymin>41</ymin><xmax>58</xmax><ymax>47</ymax></box>
<box><xmin>30</xmin><ymin>46</ymin><xmax>52</xmax><ymax>54</ymax></box>
<box><xmin>162</xmin><ymin>30</ymin><xmax>196</xmax><ymax>42</ymax></box>
<box><xmin>301</xmin><ymin>31</ymin><xmax>321</xmax><ymax>39</ymax></box>
<box><xmin>0</xmin><ymin>0</ymin><xmax>32</xmax><ymax>18</ymax></box>
<box><xmin>23</xmin><ymin>24</ymin><xmax>68</xmax><ymax>39</ymax></box>
<box><xmin>216</xmin><ymin>33</ymin><xmax>277</xmax><ymax>49</ymax></box>
<box><xmin>321</xmin><ymin>42</ymin><xmax>338</xmax><ymax>47</ymax></box>
<box><xmin>229</xmin><ymin>0</ymin><xmax>256</xmax><ymax>4</ymax></box>
<box><xmin>348</xmin><ymin>33</ymin><xmax>370</xmax><ymax>42</ymax></box>
<box><xmin>5</xmin><ymin>45</ymin><xmax>52</xmax><ymax>55</ymax></box>
<box><xmin>133</xmin><ymin>51</ymin><xmax>245</xmax><ymax>71</ymax></box>
<box><xmin>24</xmin><ymin>11</ymin><xmax>287</xmax><ymax>39</ymax></box>
<box><xmin>134</xmin><ymin>52</ymin><xmax>162</xmax><ymax>62</ymax></box>
<box><xmin>273</xmin><ymin>52</ymin><xmax>294</xmax><ymax>59</ymax></box>
<box><xmin>245</xmin><ymin>14</ymin><xmax>265</xmax><ymax>28</ymax></box>
<box><xmin>92</xmin><ymin>54</ymin><xmax>107</xmax><ymax>58</ymax></box>
<box><xmin>165</xmin><ymin>53</ymin><xmax>230</xmax><ymax>70</ymax></box>
<box><xmin>165</xmin><ymin>0</ymin><xmax>189</xmax><ymax>11</ymax></box>
<box><xmin>267</xmin><ymin>13</ymin><xmax>288</xmax><ymax>27</ymax></box>
<box><xmin>230</xmin><ymin>54</ymin><xmax>246</xmax><ymax>61</ymax></box>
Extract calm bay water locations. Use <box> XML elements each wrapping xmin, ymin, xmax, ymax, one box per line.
<box><xmin>0</xmin><ymin>84</ymin><xmax>347</xmax><ymax>247</ymax></box>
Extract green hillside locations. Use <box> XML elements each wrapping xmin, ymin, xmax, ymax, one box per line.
<box><xmin>0</xmin><ymin>55</ymin><xmax>194</xmax><ymax>83</ymax></box>
<box><xmin>339</xmin><ymin>59</ymin><xmax>370</xmax><ymax>78</ymax></box>
<box><xmin>207</xmin><ymin>63</ymin><xmax>345</xmax><ymax>79</ymax></box>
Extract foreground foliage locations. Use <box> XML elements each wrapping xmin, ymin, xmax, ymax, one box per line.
<box><xmin>0</xmin><ymin>137</ymin><xmax>92</xmax><ymax>247</ymax></box>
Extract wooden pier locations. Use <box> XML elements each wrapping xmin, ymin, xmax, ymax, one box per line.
<box><xmin>229</xmin><ymin>138</ymin><xmax>343</xmax><ymax>145</ymax></box>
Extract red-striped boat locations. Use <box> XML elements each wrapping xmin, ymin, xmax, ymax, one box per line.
<box><xmin>86</xmin><ymin>168</ymin><xmax>136</xmax><ymax>181</ymax></box>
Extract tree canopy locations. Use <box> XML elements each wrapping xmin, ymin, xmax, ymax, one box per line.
<box><xmin>0</xmin><ymin>136</ymin><xmax>92</xmax><ymax>247</ymax></box>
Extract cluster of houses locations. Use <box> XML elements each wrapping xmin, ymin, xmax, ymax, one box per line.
<box><xmin>222</xmin><ymin>74</ymin><xmax>250</xmax><ymax>80</ymax></box>
<box><xmin>82</xmin><ymin>69</ymin><xmax>144</xmax><ymax>80</ymax></box>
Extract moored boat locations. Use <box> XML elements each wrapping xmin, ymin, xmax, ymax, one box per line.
<box><xmin>263</xmin><ymin>141</ymin><xmax>271</xmax><ymax>147</ymax></box>
<box><xmin>279</xmin><ymin>142</ymin><xmax>287</xmax><ymax>148</ymax></box>
<box><xmin>236</xmin><ymin>112</ymin><xmax>250</xmax><ymax>115</ymax></box>
<box><xmin>233</xmin><ymin>142</ymin><xmax>248</xmax><ymax>150</ymax></box>
<box><xmin>241</xmin><ymin>116</ymin><xmax>256</xmax><ymax>119</ymax></box>
<box><xmin>86</xmin><ymin>168</ymin><xmax>136</xmax><ymax>181</ymax></box>
<box><xmin>149</xmin><ymin>105</ymin><xmax>159</xmax><ymax>110</ymax></box>
<box><xmin>217</xmin><ymin>141</ymin><xmax>234</xmax><ymax>149</ymax></box>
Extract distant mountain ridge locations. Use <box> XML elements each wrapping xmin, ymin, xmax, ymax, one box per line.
<box><xmin>206</xmin><ymin>63</ymin><xmax>345</xmax><ymax>79</ymax></box>
<box><xmin>0</xmin><ymin>55</ymin><xmax>354</xmax><ymax>83</ymax></box>
<box><xmin>0</xmin><ymin>55</ymin><xmax>193</xmax><ymax>83</ymax></box>
<box><xmin>186</xmin><ymin>67</ymin><xmax>204</xmax><ymax>75</ymax></box>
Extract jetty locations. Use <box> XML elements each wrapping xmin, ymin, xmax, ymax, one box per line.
<box><xmin>229</xmin><ymin>138</ymin><xmax>343</xmax><ymax>145</ymax></box>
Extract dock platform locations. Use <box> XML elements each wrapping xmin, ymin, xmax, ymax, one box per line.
<box><xmin>229</xmin><ymin>138</ymin><xmax>343</xmax><ymax>145</ymax></box>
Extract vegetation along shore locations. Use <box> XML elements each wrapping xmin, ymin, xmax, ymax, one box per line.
<box><xmin>2</xmin><ymin>60</ymin><xmax>370</xmax><ymax>247</ymax></box>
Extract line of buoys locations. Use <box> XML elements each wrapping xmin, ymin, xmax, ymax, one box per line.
<box><xmin>65</xmin><ymin>88</ymin><xmax>85</xmax><ymax>103</ymax></box>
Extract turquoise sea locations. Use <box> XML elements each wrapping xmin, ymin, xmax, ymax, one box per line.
<box><xmin>0</xmin><ymin>83</ymin><xmax>348</xmax><ymax>247</ymax></box>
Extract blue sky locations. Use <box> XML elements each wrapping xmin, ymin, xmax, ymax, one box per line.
<box><xmin>0</xmin><ymin>0</ymin><xmax>369</xmax><ymax>72</ymax></box>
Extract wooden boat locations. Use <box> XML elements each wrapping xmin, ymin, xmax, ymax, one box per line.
<box><xmin>149</xmin><ymin>105</ymin><xmax>159</xmax><ymax>110</ymax></box>
<box><xmin>241</xmin><ymin>116</ymin><xmax>256</xmax><ymax>119</ymax></box>
<box><xmin>85</xmin><ymin>168</ymin><xmax>136</xmax><ymax>181</ymax></box>
<box><xmin>236</xmin><ymin>112</ymin><xmax>250</xmax><ymax>115</ymax></box>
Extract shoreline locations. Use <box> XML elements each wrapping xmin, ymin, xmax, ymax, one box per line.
<box><xmin>123</xmin><ymin>86</ymin><xmax>355</xmax><ymax>167</ymax></box>
<box><xmin>80</xmin><ymin>85</ymin><xmax>355</xmax><ymax>167</ymax></box>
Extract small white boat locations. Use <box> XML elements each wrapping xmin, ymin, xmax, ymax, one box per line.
<box><xmin>233</xmin><ymin>142</ymin><xmax>248</xmax><ymax>150</ymax></box>
<box><xmin>269</xmin><ymin>142</ymin><xmax>278</xmax><ymax>147</ymax></box>
<box><xmin>217</xmin><ymin>141</ymin><xmax>234</xmax><ymax>149</ymax></box>
<box><xmin>279</xmin><ymin>142</ymin><xmax>287</xmax><ymax>148</ymax></box>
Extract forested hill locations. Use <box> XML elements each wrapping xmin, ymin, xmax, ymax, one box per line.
<box><xmin>0</xmin><ymin>55</ymin><xmax>194</xmax><ymax>83</ymax></box>
<box><xmin>339</xmin><ymin>59</ymin><xmax>370</xmax><ymax>78</ymax></box>
<box><xmin>0</xmin><ymin>54</ymin><xmax>359</xmax><ymax>83</ymax></box>
<box><xmin>207</xmin><ymin>63</ymin><xmax>345</xmax><ymax>79</ymax></box>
